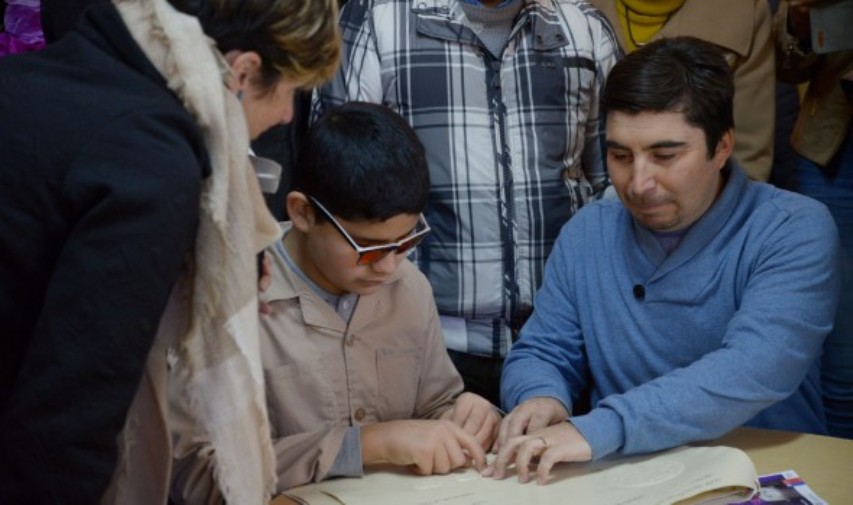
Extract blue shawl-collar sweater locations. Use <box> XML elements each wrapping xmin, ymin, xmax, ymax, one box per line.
<box><xmin>502</xmin><ymin>161</ymin><xmax>841</xmax><ymax>459</ymax></box>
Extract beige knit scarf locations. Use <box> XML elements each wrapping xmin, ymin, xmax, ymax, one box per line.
<box><xmin>104</xmin><ymin>0</ymin><xmax>281</xmax><ymax>502</ymax></box>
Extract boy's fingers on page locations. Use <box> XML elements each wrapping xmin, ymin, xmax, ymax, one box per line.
<box><xmin>444</xmin><ymin>436</ymin><xmax>469</xmax><ymax>471</ymax></box>
<box><xmin>432</xmin><ymin>444</ymin><xmax>452</xmax><ymax>474</ymax></box>
<box><xmin>451</xmin><ymin>393</ymin><xmax>474</xmax><ymax>424</ymax></box>
<box><xmin>460</xmin><ymin>400</ymin><xmax>487</xmax><ymax>436</ymax></box>
<box><xmin>259</xmin><ymin>251</ymin><xmax>273</xmax><ymax>291</ymax></box>
<box><xmin>410</xmin><ymin>462</ymin><xmax>430</xmax><ymax>476</ymax></box>
<box><xmin>454</xmin><ymin>425</ymin><xmax>487</xmax><ymax>471</ymax></box>
<box><xmin>475</xmin><ymin>408</ymin><xmax>500</xmax><ymax>449</ymax></box>
<box><xmin>411</xmin><ymin>445</ymin><xmax>435</xmax><ymax>476</ymax></box>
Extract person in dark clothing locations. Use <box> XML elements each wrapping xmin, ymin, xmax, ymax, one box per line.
<box><xmin>40</xmin><ymin>0</ymin><xmax>104</xmax><ymax>43</ymax></box>
<box><xmin>39</xmin><ymin>0</ymin><xmax>305</xmax><ymax>221</ymax></box>
<box><xmin>253</xmin><ymin>91</ymin><xmax>312</xmax><ymax>219</ymax></box>
<box><xmin>0</xmin><ymin>0</ymin><xmax>340</xmax><ymax>503</ymax></box>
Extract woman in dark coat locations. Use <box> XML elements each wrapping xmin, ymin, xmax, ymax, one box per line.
<box><xmin>0</xmin><ymin>1</ymin><xmax>339</xmax><ymax>503</ymax></box>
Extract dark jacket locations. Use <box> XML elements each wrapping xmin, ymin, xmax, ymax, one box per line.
<box><xmin>0</xmin><ymin>4</ymin><xmax>208</xmax><ymax>503</ymax></box>
<box><xmin>40</xmin><ymin>0</ymin><xmax>107</xmax><ymax>43</ymax></box>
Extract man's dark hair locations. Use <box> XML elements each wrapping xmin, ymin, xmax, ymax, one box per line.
<box><xmin>602</xmin><ymin>36</ymin><xmax>734</xmax><ymax>158</ymax></box>
<box><xmin>292</xmin><ymin>102</ymin><xmax>430</xmax><ymax>221</ymax></box>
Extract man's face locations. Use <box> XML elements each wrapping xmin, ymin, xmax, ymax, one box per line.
<box><xmin>605</xmin><ymin>110</ymin><xmax>733</xmax><ymax>232</ymax></box>
<box><xmin>302</xmin><ymin>211</ymin><xmax>420</xmax><ymax>297</ymax></box>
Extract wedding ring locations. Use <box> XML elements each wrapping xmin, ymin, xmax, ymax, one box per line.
<box><xmin>537</xmin><ymin>436</ymin><xmax>549</xmax><ymax>449</ymax></box>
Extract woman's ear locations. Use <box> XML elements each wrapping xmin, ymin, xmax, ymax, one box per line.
<box><xmin>223</xmin><ymin>50</ymin><xmax>263</xmax><ymax>94</ymax></box>
<box><xmin>286</xmin><ymin>192</ymin><xmax>315</xmax><ymax>232</ymax></box>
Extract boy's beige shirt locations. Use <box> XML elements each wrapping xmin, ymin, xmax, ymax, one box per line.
<box><xmin>260</xmin><ymin>225</ymin><xmax>463</xmax><ymax>491</ymax></box>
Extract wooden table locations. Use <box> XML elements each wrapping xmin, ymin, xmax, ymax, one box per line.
<box><xmin>699</xmin><ymin>427</ymin><xmax>853</xmax><ymax>503</ymax></box>
<box><xmin>272</xmin><ymin>427</ymin><xmax>853</xmax><ymax>504</ymax></box>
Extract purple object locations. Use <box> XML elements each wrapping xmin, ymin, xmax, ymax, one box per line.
<box><xmin>0</xmin><ymin>1</ymin><xmax>45</xmax><ymax>57</ymax></box>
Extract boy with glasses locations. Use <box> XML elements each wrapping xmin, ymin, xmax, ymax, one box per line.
<box><xmin>252</xmin><ymin>102</ymin><xmax>500</xmax><ymax>492</ymax></box>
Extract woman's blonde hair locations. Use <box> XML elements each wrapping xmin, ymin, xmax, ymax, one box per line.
<box><xmin>171</xmin><ymin>0</ymin><xmax>341</xmax><ymax>91</ymax></box>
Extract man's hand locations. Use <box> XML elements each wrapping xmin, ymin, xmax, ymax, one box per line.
<box><xmin>482</xmin><ymin>422</ymin><xmax>592</xmax><ymax>485</ymax></box>
<box><xmin>441</xmin><ymin>392</ymin><xmax>501</xmax><ymax>450</ymax></box>
<box><xmin>361</xmin><ymin>419</ymin><xmax>487</xmax><ymax>475</ymax></box>
<box><xmin>492</xmin><ymin>397</ymin><xmax>568</xmax><ymax>453</ymax></box>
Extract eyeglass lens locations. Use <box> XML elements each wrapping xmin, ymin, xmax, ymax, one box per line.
<box><xmin>356</xmin><ymin>232</ymin><xmax>427</xmax><ymax>266</ymax></box>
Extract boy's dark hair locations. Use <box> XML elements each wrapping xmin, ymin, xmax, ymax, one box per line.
<box><xmin>602</xmin><ymin>36</ymin><xmax>734</xmax><ymax>159</ymax></box>
<box><xmin>293</xmin><ymin>102</ymin><xmax>430</xmax><ymax>221</ymax></box>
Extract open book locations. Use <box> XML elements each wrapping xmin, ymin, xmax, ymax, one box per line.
<box><xmin>282</xmin><ymin>445</ymin><xmax>758</xmax><ymax>505</ymax></box>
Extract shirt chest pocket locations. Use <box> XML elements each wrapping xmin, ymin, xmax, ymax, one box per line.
<box><xmin>519</xmin><ymin>54</ymin><xmax>597</xmax><ymax>109</ymax></box>
<box><xmin>264</xmin><ymin>360</ymin><xmax>339</xmax><ymax>437</ymax></box>
<box><xmin>375</xmin><ymin>347</ymin><xmax>422</xmax><ymax>420</ymax></box>
<box><xmin>505</xmin><ymin>53</ymin><xmax>599</xmax><ymax>174</ymax></box>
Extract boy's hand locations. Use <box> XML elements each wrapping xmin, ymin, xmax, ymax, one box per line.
<box><xmin>482</xmin><ymin>422</ymin><xmax>592</xmax><ymax>485</ymax></box>
<box><xmin>361</xmin><ymin>419</ymin><xmax>487</xmax><ymax>475</ymax></box>
<box><xmin>258</xmin><ymin>251</ymin><xmax>273</xmax><ymax>315</ymax></box>
<box><xmin>492</xmin><ymin>397</ymin><xmax>568</xmax><ymax>453</ymax></box>
<box><xmin>442</xmin><ymin>392</ymin><xmax>501</xmax><ymax>450</ymax></box>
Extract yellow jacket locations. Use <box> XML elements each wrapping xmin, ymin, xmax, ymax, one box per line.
<box><xmin>590</xmin><ymin>0</ymin><xmax>776</xmax><ymax>181</ymax></box>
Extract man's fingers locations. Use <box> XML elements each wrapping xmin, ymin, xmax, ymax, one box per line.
<box><xmin>497</xmin><ymin>409</ymin><xmax>530</xmax><ymax>452</ymax></box>
<box><xmin>506</xmin><ymin>410</ymin><xmax>531</xmax><ymax>437</ymax></box>
<box><xmin>536</xmin><ymin>446</ymin><xmax>562</xmax><ymax>485</ymax></box>
<box><xmin>513</xmin><ymin>437</ymin><xmax>547</xmax><ymax>484</ymax></box>
<box><xmin>526</xmin><ymin>410</ymin><xmax>553</xmax><ymax>434</ymax></box>
<box><xmin>489</xmin><ymin>434</ymin><xmax>524</xmax><ymax>480</ymax></box>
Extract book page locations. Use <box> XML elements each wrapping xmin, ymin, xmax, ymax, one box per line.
<box><xmin>283</xmin><ymin>445</ymin><xmax>757</xmax><ymax>505</ymax></box>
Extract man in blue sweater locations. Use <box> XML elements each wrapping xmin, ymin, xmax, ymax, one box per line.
<box><xmin>485</xmin><ymin>36</ymin><xmax>841</xmax><ymax>485</ymax></box>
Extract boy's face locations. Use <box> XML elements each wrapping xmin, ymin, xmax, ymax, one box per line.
<box><xmin>302</xmin><ymin>210</ymin><xmax>422</xmax><ymax>296</ymax></box>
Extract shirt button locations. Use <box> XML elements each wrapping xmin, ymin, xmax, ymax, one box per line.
<box><xmin>346</xmin><ymin>335</ymin><xmax>356</xmax><ymax>347</ymax></box>
<box><xmin>354</xmin><ymin>408</ymin><xmax>366</xmax><ymax>421</ymax></box>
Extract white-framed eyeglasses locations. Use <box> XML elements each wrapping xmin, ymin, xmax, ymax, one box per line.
<box><xmin>308</xmin><ymin>196</ymin><xmax>431</xmax><ymax>266</ymax></box>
